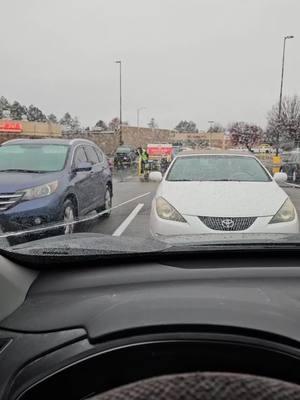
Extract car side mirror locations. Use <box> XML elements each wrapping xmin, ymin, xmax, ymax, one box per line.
<box><xmin>274</xmin><ymin>172</ymin><xmax>287</xmax><ymax>183</ymax></box>
<box><xmin>149</xmin><ymin>171</ymin><xmax>163</xmax><ymax>182</ymax></box>
<box><xmin>75</xmin><ymin>161</ymin><xmax>93</xmax><ymax>172</ymax></box>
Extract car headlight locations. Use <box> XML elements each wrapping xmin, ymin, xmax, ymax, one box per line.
<box><xmin>156</xmin><ymin>197</ymin><xmax>186</xmax><ymax>222</ymax></box>
<box><xmin>269</xmin><ymin>198</ymin><xmax>296</xmax><ymax>224</ymax></box>
<box><xmin>20</xmin><ymin>181</ymin><xmax>59</xmax><ymax>201</ymax></box>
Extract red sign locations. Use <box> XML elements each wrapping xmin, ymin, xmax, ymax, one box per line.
<box><xmin>0</xmin><ymin>122</ymin><xmax>23</xmax><ymax>133</ymax></box>
<box><xmin>147</xmin><ymin>144</ymin><xmax>173</xmax><ymax>157</ymax></box>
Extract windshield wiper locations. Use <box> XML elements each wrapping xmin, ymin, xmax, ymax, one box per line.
<box><xmin>212</xmin><ymin>179</ymin><xmax>241</xmax><ymax>181</ymax></box>
<box><xmin>0</xmin><ymin>169</ymin><xmax>47</xmax><ymax>173</ymax></box>
<box><xmin>168</xmin><ymin>179</ymin><xmax>194</xmax><ymax>181</ymax></box>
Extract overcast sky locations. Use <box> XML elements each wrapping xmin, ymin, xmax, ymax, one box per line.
<box><xmin>0</xmin><ymin>0</ymin><xmax>299</xmax><ymax>130</ymax></box>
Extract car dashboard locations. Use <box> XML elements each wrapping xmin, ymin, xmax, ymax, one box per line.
<box><xmin>1</xmin><ymin>250</ymin><xmax>300</xmax><ymax>399</ymax></box>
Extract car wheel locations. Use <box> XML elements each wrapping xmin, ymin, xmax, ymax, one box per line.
<box><xmin>63</xmin><ymin>199</ymin><xmax>76</xmax><ymax>234</ymax></box>
<box><xmin>97</xmin><ymin>186</ymin><xmax>112</xmax><ymax>218</ymax></box>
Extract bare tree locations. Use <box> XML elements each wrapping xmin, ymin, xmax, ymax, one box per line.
<box><xmin>266</xmin><ymin>95</ymin><xmax>300</xmax><ymax>147</ymax></box>
<box><xmin>229</xmin><ymin>121</ymin><xmax>263</xmax><ymax>150</ymax></box>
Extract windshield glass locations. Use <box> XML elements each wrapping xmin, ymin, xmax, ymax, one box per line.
<box><xmin>116</xmin><ymin>147</ymin><xmax>131</xmax><ymax>153</ymax></box>
<box><xmin>167</xmin><ymin>156</ymin><xmax>271</xmax><ymax>182</ymax></box>
<box><xmin>0</xmin><ymin>0</ymin><xmax>299</xmax><ymax>253</ymax></box>
<box><xmin>0</xmin><ymin>144</ymin><xmax>69</xmax><ymax>172</ymax></box>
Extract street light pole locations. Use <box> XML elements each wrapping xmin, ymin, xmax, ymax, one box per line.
<box><xmin>115</xmin><ymin>60</ymin><xmax>123</xmax><ymax>145</ymax></box>
<box><xmin>276</xmin><ymin>35</ymin><xmax>294</xmax><ymax>155</ymax></box>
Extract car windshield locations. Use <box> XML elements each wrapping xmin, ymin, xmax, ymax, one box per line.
<box><xmin>0</xmin><ymin>0</ymin><xmax>299</xmax><ymax>254</ymax></box>
<box><xmin>0</xmin><ymin>144</ymin><xmax>69</xmax><ymax>172</ymax></box>
<box><xmin>116</xmin><ymin>147</ymin><xmax>131</xmax><ymax>153</ymax></box>
<box><xmin>167</xmin><ymin>156</ymin><xmax>271</xmax><ymax>182</ymax></box>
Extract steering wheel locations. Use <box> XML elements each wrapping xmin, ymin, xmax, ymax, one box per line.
<box><xmin>94</xmin><ymin>372</ymin><xmax>300</xmax><ymax>400</ymax></box>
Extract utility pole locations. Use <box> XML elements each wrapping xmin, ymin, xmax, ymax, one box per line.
<box><xmin>115</xmin><ymin>60</ymin><xmax>123</xmax><ymax>145</ymax></box>
<box><xmin>276</xmin><ymin>35</ymin><xmax>294</xmax><ymax>155</ymax></box>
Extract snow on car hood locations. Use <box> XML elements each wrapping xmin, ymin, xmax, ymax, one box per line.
<box><xmin>158</xmin><ymin>181</ymin><xmax>288</xmax><ymax>217</ymax></box>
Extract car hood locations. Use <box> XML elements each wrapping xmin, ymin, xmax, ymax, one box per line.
<box><xmin>158</xmin><ymin>181</ymin><xmax>288</xmax><ymax>217</ymax></box>
<box><xmin>0</xmin><ymin>171</ymin><xmax>64</xmax><ymax>193</ymax></box>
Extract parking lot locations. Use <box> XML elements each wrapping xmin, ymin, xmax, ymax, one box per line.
<box><xmin>80</xmin><ymin>169</ymin><xmax>300</xmax><ymax>240</ymax></box>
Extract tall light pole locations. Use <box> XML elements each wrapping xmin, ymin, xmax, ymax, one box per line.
<box><xmin>137</xmin><ymin>107</ymin><xmax>146</xmax><ymax>130</ymax></box>
<box><xmin>208</xmin><ymin>120</ymin><xmax>214</xmax><ymax>148</ymax></box>
<box><xmin>115</xmin><ymin>60</ymin><xmax>123</xmax><ymax>145</ymax></box>
<box><xmin>276</xmin><ymin>35</ymin><xmax>294</xmax><ymax>155</ymax></box>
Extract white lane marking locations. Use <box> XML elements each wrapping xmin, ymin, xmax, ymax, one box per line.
<box><xmin>0</xmin><ymin>192</ymin><xmax>151</xmax><ymax>239</ymax></box>
<box><xmin>112</xmin><ymin>203</ymin><xmax>144</xmax><ymax>237</ymax></box>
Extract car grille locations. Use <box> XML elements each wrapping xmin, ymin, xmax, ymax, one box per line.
<box><xmin>0</xmin><ymin>193</ymin><xmax>24</xmax><ymax>211</ymax></box>
<box><xmin>199</xmin><ymin>216</ymin><xmax>257</xmax><ymax>231</ymax></box>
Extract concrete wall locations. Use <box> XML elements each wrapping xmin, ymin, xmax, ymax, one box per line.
<box><xmin>65</xmin><ymin>131</ymin><xmax>120</xmax><ymax>155</ymax></box>
<box><xmin>122</xmin><ymin>126</ymin><xmax>176</xmax><ymax>148</ymax></box>
<box><xmin>79</xmin><ymin>127</ymin><xmax>229</xmax><ymax>155</ymax></box>
<box><xmin>0</xmin><ymin>132</ymin><xmax>62</xmax><ymax>145</ymax></box>
<box><xmin>122</xmin><ymin>127</ymin><xmax>227</xmax><ymax>148</ymax></box>
<box><xmin>0</xmin><ymin>119</ymin><xmax>61</xmax><ymax>137</ymax></box>
<box><xmin>0</xmin><ymin>123</ymin><xmax>228</xmax><ymax>155</ymax></box>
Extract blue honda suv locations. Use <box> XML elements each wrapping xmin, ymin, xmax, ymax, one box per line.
<box><xmin>0</xmin><ymin>138</ymin><xmax>113</xmax><ymax>236</ymax></box>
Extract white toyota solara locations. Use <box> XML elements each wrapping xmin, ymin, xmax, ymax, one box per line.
<box><xmin>150</xmin><ymin>153</ymin><xmax>299</xmax><ymax>236</ymax></box>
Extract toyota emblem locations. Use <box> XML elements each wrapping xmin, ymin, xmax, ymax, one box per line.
<box><xmin>221</xmin><ymin>218</ymin><xmax>235</xmax><ymax>229</ymax></box>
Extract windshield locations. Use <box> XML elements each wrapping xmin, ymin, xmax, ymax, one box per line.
<box><xmin>167</xmin><ymin>156</ymin><xmax>271</xmax><ymax>182</ymax></box>
<box><xmin>116</xmin><ymin>147</ymin><xmax>131</xmax><ymax>153</ymax></box>
<box><xmin>0</xmin><ymin>144</ymin><xmax>69</xmax><ymax>172</ymax></box>
<box><xmin>0</xmin><ymin>0</ymin><xmax>299</xmax><ymax>254</ymax></box>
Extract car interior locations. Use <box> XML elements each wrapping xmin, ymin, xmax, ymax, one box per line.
<box><xmin>1</xmin><ymin>245</ymin><xmax>300</xmax><ymax>400</ymax></box>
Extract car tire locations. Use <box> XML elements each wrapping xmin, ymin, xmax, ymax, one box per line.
<box><xmin>97</xmin><ymin>186</ymin><xmax>112</xmax><ymax>218</ymax></box>
<box><xmin>62</xmin><ymin>199</ymin><xmax>76</xmax><ymax>234</ymax></box>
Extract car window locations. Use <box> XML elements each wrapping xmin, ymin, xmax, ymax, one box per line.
<box><xmin>73</xmin><ymin>146</ymin><xmax>88</xmax><ymax>168</ymax></box>
<box><xmin>167</xmin><ymin>156</ymin><xmax>271</xmax><ymax>182</ymax></box>
<box><xmin>85</xmin><ymin>146</ymin><xmax>99</xmax><ymax>164</ymax></box>
<box><xmin>116</xmin><ymin>147</ymin><xmax>131</xmax><ymax>153</ymax></box>
<box><xmin>0</xmin><ymin>144</ymin><xmax>69</xmax><ymax>172</ymax></box>
<box><xmin>95</xmin><ymin>147</ymin><xmax>104</xmax><ymax>162</ymax></box>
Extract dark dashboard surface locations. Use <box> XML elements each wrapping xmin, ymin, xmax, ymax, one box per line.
<box><xmin>2</xmin><ymin>251</ymin><xmax>300</xmax><ymax>400</ymax></box>
<box><xmin>2</xmin><ymin>254</ymin><xmax>300</xmax><ymax>342</ymax></box>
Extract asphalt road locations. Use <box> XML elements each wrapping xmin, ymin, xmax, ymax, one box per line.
<box><xmin>79</xmin><ymin>170</ymin><xmax>300</xmax><ymax>239</ymax></box>
<box><xmin>3</xmin><ymin>170</ymin><xmax>300</xmax><ymax>247</ymax></box>
<box><xmin>85</xmin><ymin>171</ymin><xmax>158</xmax><ymax>239</ymax></box>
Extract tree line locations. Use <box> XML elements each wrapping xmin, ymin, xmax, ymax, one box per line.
<box><xmin>0</xmin><ymin>96</ymin><xmax>81</xmax><ymax>131</ymax></box>
<box><xmin>228</xmin><ymin>95</ymin><xmax>300</xmax><ymax>150</ymax></box>
<box><xmin>2</xmin><ymin>94</ymin><xmax>300</xmax><ymax>149</ymax></box>
<box><xmin>175</xmin><ymin>95</ymin><xmax>300</xmax><ymax>150</ymax></box>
